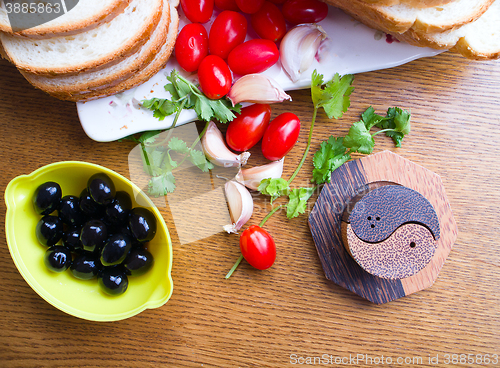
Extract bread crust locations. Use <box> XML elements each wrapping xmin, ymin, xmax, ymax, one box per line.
<box><xmin>357</xmin><ymin>0</ymin><xmax>455</xmax><ymax>8</ymax></box>
<box><xmin>323</xmin><ymin>0</ymin><xmax>494</xmax><ymax>34</ymax></box>
<box><xmin>0</xmin><ymin>0</ymin><xmax>132</xmax><ymax>39</ymax></box>
<box><xmin>35</xmin><ymin>5</ymin><xmax>179</xmax><ymax>102</ymax></box>
<box><xmin>22</xmin><ymin>0</ymin><xmax>171</xmax><ymax>94</ymax></box>
<box><xmin>1</xmin><ymin>0</ymin><xmax>163</xmax><ymax>76</ymax></box>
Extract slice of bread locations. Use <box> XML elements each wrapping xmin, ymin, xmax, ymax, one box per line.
<box><xmin>324</xmin><ymin>0</ymin><xmax>494</xmax><ymax>34</ymax></box>
<box><xmin>31</xmin><ymin>4</ymin><xmax>179</xmax><ymax>102</ymax></box>
<box><xmin>0</xmin><ymin>0</ymin><xmax>131</xmax><ymax>39</ymax></box>
<box><xmin>22</xmin><ymin>0</ymin><xmax>171</xmax><ymax>96</ymax></box>
<box><xmin>0</xmin><ymin>0</ymin><xmax>163</xmax><ymax>76</ymax></box>
<box><xmin>358</xmin><ymin>0</ymin><xmax>455</xmax><ymax>8</ymax></box>
<box><xmin>395</xmin><ymin>0</ymin><xmax>500</xmax><ymax>59</ymax></box>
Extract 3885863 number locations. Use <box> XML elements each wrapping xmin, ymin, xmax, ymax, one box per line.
<box><xmin>443</xmin><ymin>353</ymin><xmax>499</xmax><ymax>365</ymax></box>
<box><xmin>4</xmin><ymin>2</ymin><xmax>62</xmax><ymax>14</ymax></box>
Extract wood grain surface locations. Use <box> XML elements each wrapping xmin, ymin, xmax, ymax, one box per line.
<box><xmin>1</xmin><ymin>47</ymin><xmax>499</xmax><ymax>367</ymax></box>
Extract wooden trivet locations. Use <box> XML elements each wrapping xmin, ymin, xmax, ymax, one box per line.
<box><xmin>308</xmin><ymin>151</ymin><xmax>457</xmax><ymax>304</ymax></box>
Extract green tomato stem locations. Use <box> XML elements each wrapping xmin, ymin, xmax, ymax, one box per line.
<box><xmin>225</xmin><ymin>254</ymin><xmax>244</xmax><ymax>279</ymax></box>
<box><xmin>287</xmin><ymin>106</ymin><xmax>318</xmax><ymax>185</ymax></box>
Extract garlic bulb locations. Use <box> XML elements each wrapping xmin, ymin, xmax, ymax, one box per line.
<box><xmin>227</xmin><ymin>74</ymin><xmax>291</xmax><ymax>106</ymax></box>
<box><xmin>201</xmin><ymin>121</ymin><xmax>250</xmax><ymax>168</ymax></box>
<box><xmin>280</xmin><ymin>24</ymin><xmax>329</xmax><ymax>83</ymax></box>
<box><xmin>223</xmin><ymin>180</ymin><xmax>254</xmax><ymax>234</ymax></box>
<box><xmin>235</xmin><ymin>158</ymin><xmax>284</xmax><ymax>190</ymax></box>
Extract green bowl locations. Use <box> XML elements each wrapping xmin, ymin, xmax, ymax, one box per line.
<box><xmin>4</xmin><ymin>161</ymin><xmax>173</xmax><ymax>322</ymax></box>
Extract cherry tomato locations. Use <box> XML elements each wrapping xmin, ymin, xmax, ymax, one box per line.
<box><xmin>198</xmin><ymin>55</ymin><xmax>232</xmax><ymax>99</ymax></box>
<box><xmin>261</xmin><ymin>112</ymin><xmax>301</xmax><ymax>161</ymax></box>
<box><xmin>282</xmin><ymin>0</ymin><xmax>329</xmax><ymax>24</ymax></box>
<box><xmin>240</xmin><ymin>225</ymin><xmax>276</xmax><ymax>270</ymax></box>
<box><xmin>250</xmin><ymin>2</ymin><xmax>286</xmax><ymax>42</ymax></box>
<box><xmin>175</xmin><ymin>23</ymin><xmax>209</xmax><ymax>72</ymax></box>
<box><xmin>215</xmin><ymin>0</ymin><xmax>239</xmax><ymax>11</ymax></box>
<box><xmin>180</xmin><ymin>0</ymin><xmax>214</xmax><ymax>23</ymax></box>
<box><xmin>226</xmin><ymin>104</ymin><xmax>271</xmax><ymax>151</ymax></box>
<box><xmin>235</xmin><ymin>0</ymin><xmax>264</xmax><ymax>14</ymax></box>
<box><xmin>227</xmin><ymin>39</ymin><xmax>279</xmax><ymax>76</ymax></box>
<box><xmin>209</xmin><ymin>11</ymin><xmax>247</xmax><ymax>60</ymax></box>
<box><xmin>267</xmin><ymin>0</ymin><xmax>286</xmax><ymax>4</ymax></box>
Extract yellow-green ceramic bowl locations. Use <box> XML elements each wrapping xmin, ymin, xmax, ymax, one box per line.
<box><xmin>4</xmin><ymin>161</ymin><xmax>173</xmax><ymax>321</ymax></box>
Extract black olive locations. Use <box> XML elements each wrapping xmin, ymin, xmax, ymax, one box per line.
<box><xmin>33</xmin><ymin>181</ymin><xmax>62</xmax><ymax>215</ymax></box>
<box><xmin>79</xmin><ymin>188</ymin><xmax>105</xmax><ymax>218</ymax></box>
<box><xmin>105</xmin><ymin>191</ymin><xmax>132</xmax><ymax>226</ymax></box>
<box><xmin>44</xmin><ymin>246</ymin><xmax>72</xmax><ymax>272</ymax></box>
<box><xmin>99</xmin><ymin>267</ymin><xmax>128</xmax><ymax>296</ymax></box>
<box><xmin>62</xmin><ymin>227</ymin><xmax>83</xmax><ymax>251</ymax></box>
<box><xmin>87</xmin><ymin>173</ymin><xmax>116</xmax><ymax>205</ymax></box>
<box><xmin>36</xmin><ymin>215</ymin><xmax>63</xmax><ymax>246</ymax></box>
<box><xmin>124</xmin><ymin>248</ymin><xmax>154</xmax><ymax>276</ymax></box>
<box><xmin>128</xmin><ymin>207</ymin><xmax>157</xmax><ymax>242</ymax></box>
<box><xmin>59</xmin><ymin>195</ymin><xmax>86</xmax><ymax>226</ymax></box>
<box><xmin>80</xmin><ymin>219</ymin><xmax>108</xmax><ymax>252</ymax></box>
<box><xmin>70</xmin><ymin>253</ymin><xmax>100</xmax><ymax>280</ymax></box>
<box><xmin>100</xmin><ymin>233</ymin><xmax>132</xmax><ymax>266</ymax></box>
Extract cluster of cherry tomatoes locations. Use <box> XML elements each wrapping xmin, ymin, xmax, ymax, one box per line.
<box><xmin>175</xmin><ymin>0</ymin><xmax>329</xmax><ymax>99</ymax></box>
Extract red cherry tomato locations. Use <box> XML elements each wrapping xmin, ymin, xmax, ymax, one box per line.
<box><xmin>215</xmin><ymin>0</ymin><xmax>239</xmax><ymax>11</ymax></box>
<box><xmin>226</xmin><ymin>104</ymin><xmax>271</xmax><ymax>151</ymax></box>
<box><xmin>180</xmin><ymin>0</ymin><xmax>214</xmax><ymax>23</ymax></box>
<box><xmin>209</xmin><ymin>11</ymin><xmax>247</xmax><ymax>60</ymax></box>
<box><xmin>198</xmin><ymin>55</ymin><xmax>232</xmax><ymax>99</ymax></box>
<box><xmin>250</xmin><ymin>2</ymin><xmax>286</xmax><ymax>42</ymax></box>
<box><xmin>261</xmin><ymin>112</ymin><xmax>301</xmax><ymax>161</ymax></box>
<box><xmin>240</xmin><ymin>225</ymin><xmax>276</xmax><ymax>270</ymax></box>
<box><xmin>282</xmin><ymin>0</ymin><xmax>329</xmax><ymax>24</ymax></box>
<box><xmin>235</xmin><ymin>0</ymin><xmax>264</xmax><ymax>14</ymax></box>
<box><xmin>227</xmin><ymin>39</ymin><xmax>279</xmax><ymax>76</ymax></box>
<box><xmin>267</xmin><ymin>0</ymin><xmax>286</xmax><ymax>4</ymax></box>
<box><xmin>175</xmin><ymin>23</ymin><xmax>209</xmax><ymax>72</ymax></box>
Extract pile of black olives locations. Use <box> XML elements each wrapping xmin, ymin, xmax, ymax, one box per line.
<box><xmin>33</xmin><ymin>173</ymin><xmax>157</xmax><ymax>296</ymax></box>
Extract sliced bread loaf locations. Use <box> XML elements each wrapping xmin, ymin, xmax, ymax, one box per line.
<box><xmin>22</xmin><ymin>0</ymin><xmax>171</xmax><ymax>95</ymax></box>
<box><xmin>31</xmin><ymin>4</ymin><xmax>179</xmax><ymax>102</ymax></box>
<box><xmin>357</xmin><ymin>0</ymin><xmax>455</xmax><ymax>8</ymax></box>
<box><xmin>324</xmin><ymin>0</ymin><xmax>494</xmax><ymax>34</ymax></box>
<box><xmin>0</xmin><ymin>0</ymin><xmax>163</xmax><ymax>76</ymax></box>
<box><xmin>395</xmin><ymin>0</ymin><xmax>500</xmax><ymax>59</ymax></box>
<box><xmin>0</xmin><ymin>0</ymin><xmax>131</xmax><ymax>39</ymax></box>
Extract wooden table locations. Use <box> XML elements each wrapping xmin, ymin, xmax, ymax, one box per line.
<box><xmin>1</xmin><ymin>49</ymin><xmax>499</xmax><ymax>367</ymax></box>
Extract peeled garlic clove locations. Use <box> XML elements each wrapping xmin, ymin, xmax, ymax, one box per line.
<box><xmin>223</xmin><ymin>180</ymin><xmax>254</xmax><ymax>234</ymax></box>
<box><xmin>201</xmin><ymin>121</ymin><xmax>250</xmax><ymax>168</ymax></box>
<box><xmin>280</xmin><ymin>24</ymin><xmax>329</xmax><ymax>83</ymax></box>
<box><xmin>235</xmin><ymin>158</ymin><xmax>284</xmax><ymax>190</ymax></box>
<box><xmin>228</xmin><ymin>74</ymin><xmax>291</xmax><ymax>106</ymax></box>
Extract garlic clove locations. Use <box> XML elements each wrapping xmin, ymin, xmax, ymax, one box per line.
<box><xmin>223</xmin><ymin>180</ymin><xmax>254</xmax><ymax>234</ymax></box>
<box><xmin>235</xmin><ymin>158</ymin><xmax>284</xmax><ymax>190</ymax></box>
<box><xmin>280</xmin><ymin>24</ymin><xmax>329</xmax><ymax>83</ymax></box>
<box><xmin>201</xmin><ymin>121</ymin><xmax>250</xmax><ymax>168</ymax></box>
<box><xmin>227</xmin><ymin>74</ymin><xmax>291</xmax><ymax>106</ymax></box>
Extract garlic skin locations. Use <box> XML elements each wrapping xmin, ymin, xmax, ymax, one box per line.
<box><xmin>227</xmin><ymin>74</ymin><xmax>291</xmax><ymax>106</ymax></box>
<box><xmin>235</xmin><ymin>158</ymin><xmax>284</xmax><ymax>190</ymax></box>
<box><xmin>223</xmin><ymin>180</ymin><xmax>254</xmax><ymax>234</ymax></box>
<box><xmin>201</xmin><ymin>121</ymin><xmax>250</xmax><ymax>168</ymax></box>
<box><xmin>280</xmin><ymin>24</ymin><xmax>329</xmax><ymax>83</ymax></box>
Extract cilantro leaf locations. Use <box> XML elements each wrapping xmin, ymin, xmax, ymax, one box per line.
<box><xmin>168</xmin><ymin>137</ymin><xmax>190</xmax><ymax>154</ymax></box>
<box><xmin>141</xmin><ymin>98</ymin><xmax>177</xmax><ymax>121</ymax></box>
<box><xmin>258</xmin><ymin>178</ymin><xmax>290</xmax><ymax>203</ymax></box>
<box><xmin>366</xmin><ymin>106</ymin><xmax>411</xmax><ymax>147</ymax></box>
<box><xmin>343</xmin><ymin>121</ymin><xmax>375</xmax><ymax>154</ymax></box>
<box><xmin>361</xmin><ymin>106</ymin><xmax>385</xmax><ymax>130</ymax></box>
<box><xmin>312</xmin><ymin>137</ymin><xmax>350</xmax><ymax>184</ymax></box>
<box><xmin>287</xmin><ymin>187</ymin><xmax>315</xmax><ymax>219</ymax></box>
<box><xmin>148</xmin><ymin>172</ymin><xmax>176</xmax><ymax>197</ymax></box>
<box><xmin>188</xmin><ymin>149</ymin><xmax>214</xmax><ymax>172</ymax></box>
<box><xmin>311</xmin><ymin>71</ymin><xmax>354</xmax><ymax>119</ymax></box>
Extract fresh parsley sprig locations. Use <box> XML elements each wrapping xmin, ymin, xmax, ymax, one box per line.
<box><xmin>141</xmin><ymin>69</ymin><xmax>242</xmax><ymax>123</ymax></box>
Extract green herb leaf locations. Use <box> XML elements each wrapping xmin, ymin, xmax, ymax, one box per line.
<box><xmin>312</xmin><ymin>137</ymin><xmax>351</xmax><ymax>184</ymax></box>
<box><xmin>343</xmin><ymin>121</ymin><xmax>375</xmax><ymax>154</ymax></box>
<box><xmin>311</xmin><ymin>71</ymin><xmax>354</xmax><ymax>119</ymax></box>
<box><xmin>188</xmin><ymin>149</ymin><xmax>214</xmax><ymax>172</ymax></box>
<box><xmin>168</xmin><ymin>136</ymin><xmax>190</xmax><ymax>154</ymax></box>
<box><xmin>363</xmin><ymin>106</ymin><xmax>411</xmax><ymax>147</ymax></box>
<box><xmin>258</xmin><ymin>178</ymin><xmax>290</xmax><ymax>203</ymax></box>
<box><xmin>148</xmin><ymin>172</ymin><xmax>176</xmax><ymax>197</ymax></box>
<box><xmin>287</xmin><ymin>187</ymin><xmax>315</xmax><ymax>219</ymax></box>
